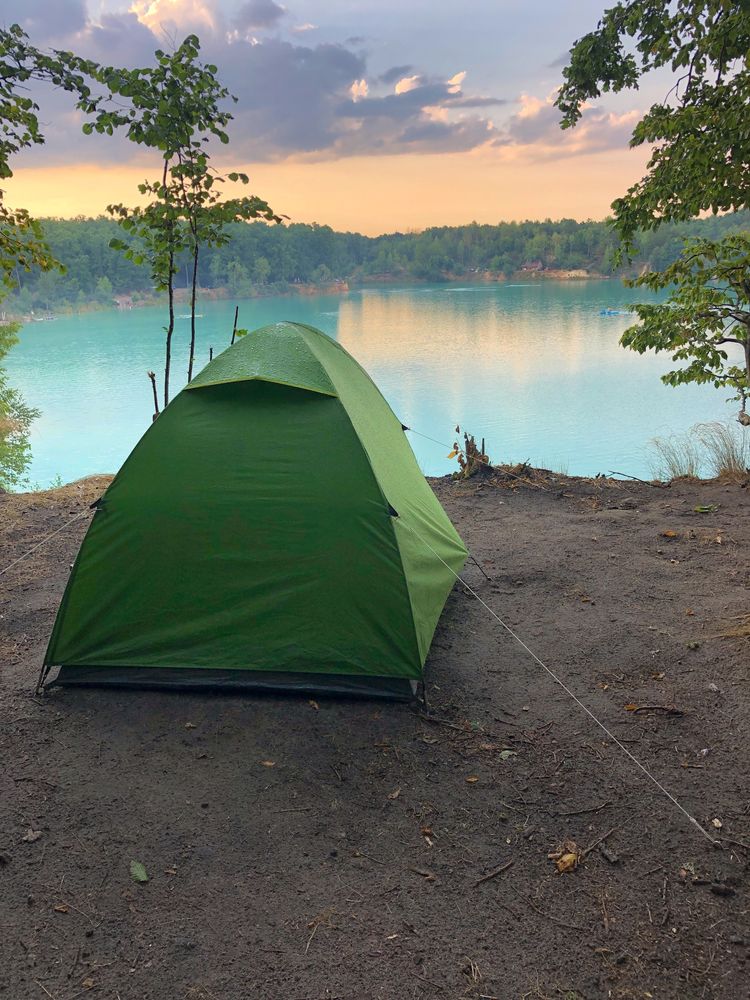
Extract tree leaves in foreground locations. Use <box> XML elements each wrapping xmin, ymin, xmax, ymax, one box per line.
<box><xmin>0</xmin><ymin>24</ymin><xmax>96</xmax><ymax>487</ymax></box>
<box><xmin>0</xmin><ymin>24</ymin><xmax>96</xmax><ymax>289</ymax></box>
<box><xmin>624</xmin><ymin>236</ymin><xmax>750</xmax><ymax>415</ymax></box>
<box><xmin>557</xmin><ymin>1</ymin><xmax>750</xmax><ymax>420</ymax></box>
<box><xmin>0</xmin><ymin>322</ymin><xmax>39</xmax><ymax>490</ymax></box>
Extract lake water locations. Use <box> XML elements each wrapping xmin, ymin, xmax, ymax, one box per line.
<box><xmin>5</xmin><ymin>281</ymin><xmax>737</xmax><ymax>487</ymax></box>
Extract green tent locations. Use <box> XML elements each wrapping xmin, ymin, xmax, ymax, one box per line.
<box><xmin>41</xmin><ymin>321</ymin><xmax>467</xmax><ymax>699</ymax></box>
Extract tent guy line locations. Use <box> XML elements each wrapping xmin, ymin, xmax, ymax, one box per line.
<box><xmin>400</xmin><ymin>519</ymin><xmax>721</xmax><ymax>848</ymax></box>
<box><xmin>0</xmin><ymin>509</ymin><xmax>91</xmax><ymax>579</ymax></box>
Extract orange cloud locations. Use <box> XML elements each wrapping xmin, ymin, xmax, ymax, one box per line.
<box><xmin>130</xmin><ymin>0</ymin><xmax>217</xmax><ymax>33</ymax></box>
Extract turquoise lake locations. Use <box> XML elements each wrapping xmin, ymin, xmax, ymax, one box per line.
<box><xmin>5</xmin><ymin>281</ymin><xmax>738</xmax><ymax>487</ymax></box>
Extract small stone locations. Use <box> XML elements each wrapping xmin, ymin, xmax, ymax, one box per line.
<box><xmin>729</xmin><ymin>935</ymin><xmax>745</xmax><ymax>945</ymax></box>
<box><xmin>600</xmin><ymin>843</ymin><xmax>620</xmax><ymax>864</ymax></box>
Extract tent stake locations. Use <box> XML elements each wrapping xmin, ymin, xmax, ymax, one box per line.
<box><xmin>469</xmin><ymin>552</ymin><xmax>492</xmax><ymax>581</ymax></box>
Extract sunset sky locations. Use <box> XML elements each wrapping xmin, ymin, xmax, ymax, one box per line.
<box><xmin>3</xmin><ymin>0</ymin><xmax>659</xmax><ymax>234</ymax></box>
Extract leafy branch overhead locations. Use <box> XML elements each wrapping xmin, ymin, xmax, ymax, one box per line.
<box><xmin>556</xmin><ymin>2</ymin><xmax>750</xmax><ymax>244</ymax></box>
<box><xmin>624</xmin><ymin>235</ymin><xmax>750</xmax><ymax>413</ymax></box>
<box><xmin>0</xmin><ymin>24</ymin><xmax>98</xmax><ymax>290</ymax></box>
<box><xmin>558</xmin><ymin>1</ymin><xmax>750</xmax><ymax>419</ymax></box>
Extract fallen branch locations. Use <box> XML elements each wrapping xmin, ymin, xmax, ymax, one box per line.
<box><xmin>473</xmin><ymin>859</ymin><xmax>513</xmax><ymax>887</ymax></box>
<box><xmin>553</xmin><ymin>800</ymin><xmax>612</xmax><ymax>818</ymax></box>
<box><xmin>408</xmin><ymin>971</ymin><xmax>445</xmax><ymax>991</ymax></box>
<box><xmin>608</xmin><ymin>470</ymin><xmax>669</xmax><ymax>488</ymax></box>
<box><xmin>509</xmin><ymin>888</ymin><xmax>591</xmax><ymax>932</ymax></box>
<box><xmin>630</xmin><ymin>704</ymin><xmax>684</xmax><ymax>716</ymax></box>
<box><xmin>415</xmin><ymin>712</ymin><xmax>473</xmax><ymax>733</ymax></box>
<box><xmin>581</xmin><ymin>827</ymin><xmax>619</xmax><ymax>860</ymax></box>
<box><xmin>721</xmin><ymin>836</ymin><xmax>750</xmax><ymax>852</ymax></box>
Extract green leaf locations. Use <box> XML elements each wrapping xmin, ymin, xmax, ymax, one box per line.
<box><xmin>130</xmin><ymin>860</ymin><xmax>149</xmax><ymax>883</ymax></box>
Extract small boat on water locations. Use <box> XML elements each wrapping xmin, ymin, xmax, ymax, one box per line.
<box><xmin>599</xmin><ymin>307</ymin><xmax>633</xmax><ymax>316</ymax></box>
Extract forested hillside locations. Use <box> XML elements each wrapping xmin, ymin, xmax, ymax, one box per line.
<box><xmin>6</xmin><ymin>212</ymin><xmax>750</xmax><ymax>313</ymax></box>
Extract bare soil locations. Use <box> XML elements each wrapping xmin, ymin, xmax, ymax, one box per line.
<box><xmin>1</xmin><ymin>470</ymin><xmax>749</xmax><ymax>1000</ymax></box>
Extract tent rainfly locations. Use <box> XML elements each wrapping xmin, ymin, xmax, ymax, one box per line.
<box><xmin>41</xmin><ymin>321</ymin><xmax>467</xmax><ymax>699</ymax></box>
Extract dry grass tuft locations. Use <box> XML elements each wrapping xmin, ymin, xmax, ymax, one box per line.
<box><xmin>648</xmin><ymin>433</ymin><xmax>702</xmax><ymax>480</ymax></box>
<box><xmin>695</xmin><ymin>421</ymin><xmax>750</xmax><ymax>480</ymax></box>
<box><xmin>716</xmin><ymin>614</ymin><xmax>750</xmax><ymax>641</ymax></box>
<box><xmin>649</xmin><ymin>421</ymin><xmax>749</xmax><ymax>482</ymax></box>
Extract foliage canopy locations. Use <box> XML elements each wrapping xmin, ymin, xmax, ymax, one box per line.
<box><xmin>558</xmin><ymin>0</ymin><xmax>750</xmax><ymax>418</ymax></box>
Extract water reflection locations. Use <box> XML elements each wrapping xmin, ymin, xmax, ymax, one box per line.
<box><xmin>5</xmin><ymin>282</ymin><xmax>735</xmax><ymax>485</ymax></box>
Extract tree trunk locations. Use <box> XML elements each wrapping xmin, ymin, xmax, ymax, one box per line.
<box><xmin>188</xmin><ymin>244</ymin><xmax>199</xmax><ymax>382</ymax></box>
<box><xmin>147</xmin><ymin>370</ymin><xmax>160</xmax><ymax>421</ymax></box>
<box><xmin>164</xmin><ymin>251</ymin><xmax>175</xmax><ymax>407</ymax></box>
<box><xmin>742</xmin><ymin>334</ymin><xmax>750</xmax><ymax>421</ymax></box>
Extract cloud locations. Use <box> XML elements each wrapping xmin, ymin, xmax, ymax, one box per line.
<box><xmin>379</xmin><ymin>64</ymin><xmax>414</xmax><ymax>85</ymax></box>
<box><xmin>446</xmin><ymin>71</ymin><xmax>466</xmax><ymax>93</ymax></box>
<box><xmin>234</xmin><ymin>0</ymin><xmax>286</xmax><ymax>32</ymax></box>
<box><xmin>74</xmin><ymin>12</ymin><xmax>163</xmax><ymax>65</ymax></box>
<box><xmin>349</xmin><ymin>78</ymin><xmax>368</xmax><ymax>102</ymax></box>
<box><xmin>130</xmin><ymin>0</ymin><xmax>217</xmax><ymax>36</ymax></box>
<box><xmin>548</xmin><ymin>51</ymin><xmax>571</xmax><ymax>69</ymax></box>
<box><xmin>220</xmin><ymin>38</ymin><xmax>366</xmax><ymax>157</ymax></box>
<box><xmin>218</xmin><ymin>39</ymin><xmax>503</xmax><ymax>160</ymax></box>
<box><xmin>1</xmin><ymin>0</ymin><xmax>87</xmax><ymax>41</ymax></box>
<box><xmin>394</xmin><ymin>74</ymin><xmax>421</xmax><ymax>95</ymax></box>
<box><xmin>504</xmin><ymin>92</ymin><xmax>639</xmax><ymax>158</ymax></box>
<box><xmin>451</xmin><ymin>95</ymin><xmax>508</xmax><ymax>108</ymax></box>
<box><xmin>4</xmin><ymin>2</ymin><xmax>522</xmax><ymax>169</ymax></box>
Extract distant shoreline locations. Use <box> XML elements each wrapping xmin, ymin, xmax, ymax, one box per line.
<box><xmin>5</xmin><ymin>269</ymin><xmax>612</xmax><ymax>324</ymax></box>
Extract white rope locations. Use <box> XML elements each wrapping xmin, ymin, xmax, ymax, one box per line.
<box><xmin>0</xmin><ymin>509</ymin><xmax>90</xmax><ymax>578</ymax></box>
<box><xmin>403</xmin><ymin>521</ymin><xmax>720</xmax><ymax>846</ymax></box>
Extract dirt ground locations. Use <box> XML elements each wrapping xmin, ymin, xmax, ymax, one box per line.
<box><xmin>1</xmin><ymin>469</ymin><xmax>749</xmax><ymax>1000</ymax></box>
